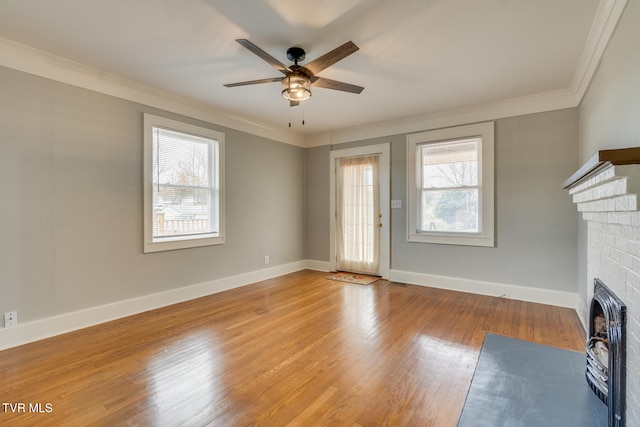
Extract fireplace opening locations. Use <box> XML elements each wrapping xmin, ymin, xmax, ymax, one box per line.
<box><xmin>586</xmin><ymin>278</ymin><xmax>626</xmax><ymax>427</ymax></box>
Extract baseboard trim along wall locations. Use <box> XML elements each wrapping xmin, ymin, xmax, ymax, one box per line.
<box><xmin>0</xmin><ymin>261</ymin><xmax>308</xmax><ymax>351</ymax></box>
<box><xmin>304</xmin><ymin>260</ymin><xmax>331</xmax><ymax>272</ymax></box>
<box><xmin>390</xmin><ymin>269</ymin><xmax>580</xmax><ymax>310</ymax></box>
<box><xmin>0</xmin><ymin>260</ymin><xmax>579</xmax><ymax>351</ymax></box>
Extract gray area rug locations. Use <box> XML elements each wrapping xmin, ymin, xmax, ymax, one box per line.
<box><xmin>458</xmin><ymin>333</ymin><xmax>607</xmax><ymax>427</ymax></box>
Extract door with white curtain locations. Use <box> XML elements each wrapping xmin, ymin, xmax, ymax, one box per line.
<box><xmin>336</xmin><ymin>155</ymin><xmax>380</xmax><ymax>275</ymax></box>
<box><xmin>329</xmin><ymin>143</ymin><xmax>390</xmax><ymax>279</ymax></box>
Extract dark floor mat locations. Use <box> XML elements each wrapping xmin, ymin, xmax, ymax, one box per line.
<box><xmin>458</xmin><ymin>333</ymin><xmax>607</xmax><ymax>427</ymax></box>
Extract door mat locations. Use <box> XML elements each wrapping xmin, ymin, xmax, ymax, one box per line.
<box><xmin>458</xmin><ymin>333</ymin><xmax>607</xmax><ymax>427</ymax></box>
<box><xmin>326</xmin><ymin>272</ymin><xmax>379</xmax><ymax>286</ymax></box>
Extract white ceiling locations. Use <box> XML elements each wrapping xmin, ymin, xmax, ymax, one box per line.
<box><xmin>0</xmin><ymin>0</ymin><xmax>613</xmax><ymax>139</ymax></box>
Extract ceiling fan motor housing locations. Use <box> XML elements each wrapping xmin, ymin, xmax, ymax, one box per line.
<box><xmin>286</xmin><ymin>47</ymin><xmax>306</xmax><ymax>64</ymax></box>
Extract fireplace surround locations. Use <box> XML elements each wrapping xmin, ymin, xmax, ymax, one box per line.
<box><xmin>586</xmin><ymin>278</ymin><xmax>626</xmax><ymax>426</ymax></box>
<box><xmin>565</xmin><ymin>147</ymin><xmax>640</xmax><ymax>426</ymax></box>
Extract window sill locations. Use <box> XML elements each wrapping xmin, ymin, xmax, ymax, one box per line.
<box><xmin>408</xmin><ymin>233</ymin><xmax>494</xmax><ymax>247</ymax></box>
<box><xmin>144</xmin><ymin>234</ymin><xmax>225</xmax><ymax>253</ymax></box>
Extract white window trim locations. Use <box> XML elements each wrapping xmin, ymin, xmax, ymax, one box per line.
<box><xmin>407</xmin><ymin>122</ymin><xmax>494</xmax><ymax>247</ymax></box>
<box><xmin>143</xmin><ymin>114</ymin><xmax>225</xmax><ymax>253</ymax></box>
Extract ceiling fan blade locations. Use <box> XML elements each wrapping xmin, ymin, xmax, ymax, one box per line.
<box><xmin>224</xmin><ymin>77</ymin><xmax>283</xmax><ymax>87</ymax></box>
<box><xmin>302</xmin><ymin>41</ymin><xmax>359</xmax><ymax>76</ymax></box>
<box><xmin>311</xmin><ymin>77</ymin><xmax>364</xmax><ymax>94</ymax></box>
<box><xmin>235</xmin><ymin>39</ymin><xmax>290</xmax><ymax>75</ymax></box>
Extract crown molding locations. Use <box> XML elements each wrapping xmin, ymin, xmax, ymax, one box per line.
<box><xmin>571</xmin><ymin>0</ymin><xmax>629</xmax><ymax>100</ymax></box>
<box><xmin>0</xmin><ymin>37</ymin><xmax>306</xmax><ymax>148</ymax></box>
<box><xmin>305</xmin><ymin>88</ymin><xmax>579</xmax><ymax>147</ymax></box>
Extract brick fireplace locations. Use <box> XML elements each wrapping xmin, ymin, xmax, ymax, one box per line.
<box><xmin>565</xmin><ymin>147</ymin><xmax>640</xmax><ymax>426</ymax></box>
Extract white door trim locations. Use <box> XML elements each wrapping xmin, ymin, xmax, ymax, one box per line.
<box><xmin>329</xmin><ymin>143</ymin><xmax>390</xmax><ymax>279</ymax></box>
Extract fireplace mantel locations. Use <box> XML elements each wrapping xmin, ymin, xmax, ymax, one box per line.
<box><xmin>563</xmin><ymin>147</ymin><xmax>640</xmax><ymax>189</ymax></box>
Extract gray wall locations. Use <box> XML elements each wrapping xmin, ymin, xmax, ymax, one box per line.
<box><xmin>305</xmin><ymin>108</ymin><xmax>580</xmax><ymax>293</ymax></box>
<box><xmin>0</xmin><ymin>66</ymin><xmax>304</xmax><ymax>324</ymax></box>
<box><xmin>304</xmin><ymin>145</ymin><xmax>331</xmax><ymax>262</ymax></box>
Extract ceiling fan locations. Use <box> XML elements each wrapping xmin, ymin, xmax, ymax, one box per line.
<box><xmin>224</xmin><ymin>39</ymin><xmax>364</xmax><ymax>107</ymax></box>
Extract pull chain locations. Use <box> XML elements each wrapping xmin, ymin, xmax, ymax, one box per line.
<box><xmin>287</xmin><ymin>103</ymin><xmax>307</xmax><ymax>128</ymax></box>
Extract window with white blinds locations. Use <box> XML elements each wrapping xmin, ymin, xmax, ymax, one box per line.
<box><xmin>143</xmin><ymin>114</ymin><xmax>224</xmax><ymax>253</ymax></box>
<box><xmin>407</xmin><ymin>122</ymin><xmax>494</xmax><ymax>247</ymax></box>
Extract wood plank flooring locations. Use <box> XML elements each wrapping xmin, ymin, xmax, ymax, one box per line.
<box><xmin>0</xmin><ymin>270</ymin><xmax>586</xmax><ymax>426</ymax></box>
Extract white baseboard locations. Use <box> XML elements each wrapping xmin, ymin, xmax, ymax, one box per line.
<box><xmin>303</xmin><ymin>259</ymin><xmax>331</xmax><ymax>272</ymax></box>
<box><xmin>0</xmin><ymin>261</ymin><xmax>308</xmax><ymax>351</ymax></box>
<box><xmin>0</xmin><ymin>261</ymin><xmax>581</xmax><ymax>351</ymax></box>
<box><xmin>390</xmin><ymin>269</ymin><xmax>580</xmax><ymax>309</ymax></box>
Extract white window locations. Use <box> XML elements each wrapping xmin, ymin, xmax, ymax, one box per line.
<box><xmin>143</xmin><ymin>114</ymin><xmax>224</xmax><ymax>253</ymax></box>
<box><xmin>407</xmin><ymin>122</ymin><xmax>494</xmax><ymax>247</ymax></box>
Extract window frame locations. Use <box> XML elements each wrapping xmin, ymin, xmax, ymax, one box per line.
<box><xmin>143</xmin><ymin>114</ymin><xmax>225</xmax><ymax>253</ymax></box>
<box><xmin>406</xmin><ymin>122</ymin><xmax>494</xmax><ymax>247</ymax></box>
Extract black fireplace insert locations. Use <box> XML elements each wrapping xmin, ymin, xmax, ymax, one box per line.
<box><xmin>586</xmin><ymin>278</ymin><xmax>626</xmax><ymax>427</ymax></box>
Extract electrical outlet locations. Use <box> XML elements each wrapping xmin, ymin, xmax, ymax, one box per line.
<box><xmin>264</xmin><ymin>255</ymin><xmax>270</xmax><ymax>265</ymax></box>
<box><xmin>4</xmin><ymin>311</ymin><xmax>17</xmax><ymax>327</ymax></box>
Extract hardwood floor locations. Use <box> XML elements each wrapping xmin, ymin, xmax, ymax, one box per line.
<box><xmin>0</xmin><ymin>270</ymin><xmax>586</xmax><ymax>426</ymax></box>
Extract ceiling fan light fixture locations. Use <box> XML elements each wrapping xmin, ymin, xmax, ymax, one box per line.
<box><xmin>281</xmin><ymin>72</ymin><xmax>311</xmax><ymax>101</ymax></box>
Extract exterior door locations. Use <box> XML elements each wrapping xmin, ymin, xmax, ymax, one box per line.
<box><xmin>335</xmin><ymin>154</ymin><xmax>380</xmax><ymax>275</ymax></box>
<box><xmin>329</xmin><ymin>144</ymin><xmax>390</xmax><ymax>279</ymax></box>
